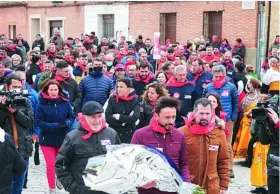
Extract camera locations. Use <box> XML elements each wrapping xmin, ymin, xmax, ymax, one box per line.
<box><xmin>268</xmin><ymin>154</ymin><xmax>280</xmax><ymax>171</ymax></box>
<box><xmin>252</xmin><ymin>95</ymin><xmax>279</xmax><ymax>121</ymax></box>
<box><xmin>0</xmin><ymin>90</ymin><xmax>29</xmax><ymax>107</ymax></box>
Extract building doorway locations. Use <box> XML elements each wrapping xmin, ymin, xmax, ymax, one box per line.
<box><xmin>30</xmin><ymin>18</ymin><xmax>40</xmax><ymax>42</ymax></box>
<box><xmin>8</xmin><ymin>25</ymin><xmax>16</xmax><ymax>39</ymax></box>
<box><xmin>160</xmin><ymin>13</ymin><xmax>177</xmax><ymax>45</ymax></box>
<box><xmin>49</xmin><ymin>20</ymin><xmax>63</xmax><ymax>38</ymax></box>
<box><xmin>203</xmin><ymin>11</ymin><xmax>223</xmax><ymax>41</ymax></box>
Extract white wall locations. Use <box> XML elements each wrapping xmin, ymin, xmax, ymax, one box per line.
<box><xmin>85</xmin><ymin>3</ymin><xmax>129</xmax><ymax>41</ymax></box>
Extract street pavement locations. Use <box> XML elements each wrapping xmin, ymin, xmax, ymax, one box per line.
<box><xmin>23</xmin><ymin>152</ymin><xmax>255</xmax><ymax>194</ymax></box>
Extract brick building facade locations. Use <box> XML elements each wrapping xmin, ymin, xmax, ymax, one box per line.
<box><xmin>129</xmin><ymin>1</ymin><xmax>259</xmax><ymax>64</ymax></box>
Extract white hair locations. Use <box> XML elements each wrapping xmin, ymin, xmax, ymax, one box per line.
<box><xmin>174</xmin><ymin>65</ymin><xmax>187</xmax><ymax>74</ymax></box>
<box><xmin>212</xmin><ymin>65</ymin><xmax>226</xmax><ymax>75</ymax></box>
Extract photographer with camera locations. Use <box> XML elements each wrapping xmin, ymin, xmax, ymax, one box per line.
<box><xmin>254</xmin><ymin>95</ymin><xmax>279</xmax><ymax>194</ymax></box>
<box><xmin>0</xmin><ymin>73</ymin><xmax>34</xmax><ymax>194</ymax></box>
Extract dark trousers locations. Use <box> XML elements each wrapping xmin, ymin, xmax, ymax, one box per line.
<box><xmin>268</xmin><ymin>175</ymin><xmax>279</xmax><ymax>194</ymax></box>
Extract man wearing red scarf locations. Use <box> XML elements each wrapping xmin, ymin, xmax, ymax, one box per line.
<box><xmin>6</xmin><ymin>39</ymin><xmax>23</xmax><ymax>61</ymax></box>
<box><xmin>187</xmin><ymin>58</ymin><xmax>213</xmax><ymax>98</ymax></box>
<box><xmin>179</xmin><ymin>98</ymin><xmax>230</xmax><ymax>194</ymax></box>
<box><xmin>56</xmin><ymin>101</ymin><xmax>120</xmax><ymax>194</ymax></box>
<box><xmin>131</xmin><ymin>97</ymin><xmax>190</xmax><ymax>194</ymax></box>
<box><xmin>203</xmin><ymin>65</ymin><xmax>238</xmax><ymax>179</ymax></box>
<box><xmin>166</xmin><ymin>65</ymin><xmax>197</xmax><ymax>127</ymax></box>
<box><xmin>220</xmin><ymin>51</ymin><xmax>235</xmax><ymax>78</ymax></box>
<box><xmin>132</xmin><ymin>62</ymin><xmax>157</xmax><ymax>96</ymax></box>
<box><xmin>201</xmin><ymin>46</ymin><xmax>220</xmax><ymax>63</ymax></box>
<box><xmin>156</xmin><ymin>51</ymin><xmax>168</xmax><ymax>71</ymax></box>
<box><xmin>73</xmin><ymin>54</ymin><xmax>88</xmax><ymax>83</ymax></box>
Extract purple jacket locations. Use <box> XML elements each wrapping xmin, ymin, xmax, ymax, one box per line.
<box><xmin>131</xmin><ymin>125</ymin><xmax>190</xmax><ymax>194</ymax></box>
<box><xmin>219</xmin><ymin>44</ymin><xmax>231</xmax><ymax>54</ymax></box>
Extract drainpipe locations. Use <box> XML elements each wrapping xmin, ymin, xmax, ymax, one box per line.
<box><xmin>256</xmin><ymin>2</ymin><xmax>265</xmax><ymax>76</ymax></box>
<box><xmin>266</xmin><ymin>1</ymin><xmax>271</xmax><ymax>56</ymax></box>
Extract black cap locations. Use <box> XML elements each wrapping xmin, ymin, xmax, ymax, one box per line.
<box><xmin>82</xmin><ymin>101</ymin><xmax>104</xmax><ymax>116</ymax></box>
<box><xmin>128</xmin><ymin>44</ymin><xmax>135</xmax><ymax>49</ymax></box>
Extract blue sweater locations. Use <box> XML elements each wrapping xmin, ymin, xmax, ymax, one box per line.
<box><xmin>187</xmin><ymin>71</ymin><xmax>213</xmax><ymax>98</ymax></box>
<box><xmin>79</xmin><ymin>72</ymin><xmax>114</xmax><ymax>106</ymax></box>
<box><xmin>35</xmin><ymin>93</ymin><xmax>75</xmax><ymax>147</ymax></box>
<box><xmin>203</xmin><ymin>82</ymin><xmax>238</xmax><ymax>121</ymax></box>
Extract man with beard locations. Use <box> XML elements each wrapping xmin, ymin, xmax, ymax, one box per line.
<box><xmin>203</xmin><ymin>65</ymin><xmax>238</xmax><ymax>179</ymax></box>
<box><xmin>187</xmin><ymin>58</ymin><xmax>212</xmax><ymax>98</ymax></box>
<box><xmin>0</xmin><ymin>46</ymin><xmax>12</xmax><ymax>68</ymax></box>
<box><xmin>121</xmin><ymin>44</ymin><xmax>139</xmax><ymax>64</ymax></box>
<box><xmin>49</xmin><ymin>30</ymin><xmax>63</xmax><ymax>50</ymax></box>
<box><xmin>179</xmin><ymin>98</ymin><xmax>230</xmax><ymax>194</ymax></box>
<box><xmin>219</xmin><ymin>51</ymin><xmax>235</xmax><ymax>78</ymax></box>
<box><xmin>132</xmin><ymin>62</ymin><xmax>157</xmax><ymax>96</ymax></box>
<box><xmin>202</xmin><ymin>46</ymin><xmax>220</xmax><ymax>63</ymax></box>
<box><xmin>131</xmin><ymin>96</ymin><xmax>190</xmax><ymax>194</ymax></box>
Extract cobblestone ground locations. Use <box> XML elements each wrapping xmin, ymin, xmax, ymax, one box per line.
<box><xmin>23</xmin><ymin>152</ymin><xmax>255</xmax><ymax>194</ymax></box>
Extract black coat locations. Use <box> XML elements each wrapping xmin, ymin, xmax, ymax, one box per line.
<box><xmin>32</xmin><ymin>38</ymin><xmax>45</xmax><ymax>51</ymax></box>
<box><xmin>27</xmin><ymin>63</ymin><xmax>42</xmax><ymax>85</ymax></box>
<box><xmin>138</xmin><ymin>100</ymin><xmax>154</xmax><ymax>129</ymax></box>
<box><xmin>55</xmin><ymin>125</ymin><xmax>120</xmax><ymax>194</ymax></box>
<box><xmin>0</xmin><ymin>133</ymin><xmax>26</xmax><ymax>194</ymax></box>
<box><xmin>232</xmin><ymin>45</ymin><xmax>246</xmax><ymax>59</ymax></box>
<box><xmin>105</xmin><ymin>91</ymin><xmax>140</xmax><ymax>143</ymax></box>
<box><xmin>257</xmin><ymin>119</ymin><xmax>279</xmax><ymax>176</ymax></box>
<box><xmin>0</xmin><ymin>97</ymin><xmax>34</xmax><ymax>159</ymax></box>
<box><xmin>232</xmin><ymin>71</ymin><xmax>247</xmax><ymax>93</ymax></box>
<box><xmin>131</xmin><ymin>77</ymin><xmax>158</xmax><ymax>96</ymax></box>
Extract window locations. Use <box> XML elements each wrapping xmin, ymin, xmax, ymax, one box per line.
<box><xmin>160</xmin><ymin>13</ymin><xmax>177</xmax><ymax>45</ymax></box>
<box><xmin>203</xmin><ymin>11</ymin><xmax>223</xmax><ymax>41</ymax></box>
<box><xmin>8</xmin><ymin>25</ymin><xmax>16</xmax><ymax>39</ymax></box>
<box><xmin>102</xmin><ymin>14</ymin><xmax>114</xmax><ymax>40</ymax></box>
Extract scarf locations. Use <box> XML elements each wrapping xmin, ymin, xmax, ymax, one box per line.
<box><xmin>76</xmin><ymin>62</ymin><xmax>86</xmax><ymax>73</ymax></box>
<box><xmin>114</xmin><ymin>92</ymin><xmax>138</xmax><ymax>103</ymax></box>
<box><xmin>135</xmin><ymin>72</ymin><xmax>154</xmax><ymax>84</ymax></box>
<box><xmin>47</xmin><ymin>52</ymin><xmax>56</xmax><ymax>59</ymax></box>
<box><xmin>8</xmin><ymin>45</ymin><xmax>16</xmax><ymax>52</ymax></box>
<box><xmin>78</xmin><ymin>113</ymin><xmax>107</xmax><ymax>140</ymax></box>
<box><xmin>149</xmin><ymin>116</ymin><xmax>174</xmax><ymax>135</ymax></box>
<box><xmin>183</xmin><ymin>112</ymin><xmax>215</xmax><ymax>135</ymax></box>
<box><xmin>213</xmin><ymin>76</ymin><xmax>226</xmax><ymax>89</ymax></box>
<box><xmin>54</xmin><ymin>71</ymin><xmax>71</xmax><ymax>85</ymax></box>
<box><xmin>167</xmin><ymin>55</ymin><xmax>175</xmax><ymax>62</ymax></box>
<box><xmin>166</xmin><ymin>76</ymin><xmax>193</xmax><ymax>87</ymax></box>
<box><xmin>41</xmin><ymin>92</ymin><xmax>67</xmax><ymax>101</ymax></box>
<box><xmin>234</xmin><ymin>42</ymin><xmax>243</xmax><ymax>48</ymax></box>
<box><xmin>39</xmin><ymin>62</ymin><xmax>44</xmax><ymax>72</ymax></box>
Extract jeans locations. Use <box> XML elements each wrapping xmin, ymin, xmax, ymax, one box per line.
<box><xmin>268</xmin><ymin>175</ymin><xmax>279</xmax><ymax>194</ymax></box>
<box><xmin>12</xmin><ymin>159</ymin><xmax>29</xmax><ymax>194</ymax></box>
<box><xmin>41</xmin><ymin>145</ymin><xmax>60</xmax><ymax>189</ymax></box>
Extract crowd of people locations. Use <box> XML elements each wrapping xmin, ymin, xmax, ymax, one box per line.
<box><xmin>0</xmin><ymin>31</ymin><xmax>279</xmax><ymax>194</ymax></box>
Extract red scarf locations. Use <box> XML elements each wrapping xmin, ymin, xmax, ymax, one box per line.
<box><xmin>183</xmin><ymin>112</ymin><xmax>215</xmax><ymax>135</ymax></box>
<box><xmin>157</xmin><ymin>58</ymin><xmax>167</xmax><ymax>71</ymax></box>
<box><xmin>202</xmin><ymin>55</ymin><xmax>219</xmax><ymax>63</ymax></box>
<box><xmin>76</xmin><ymin>62</ymin><xmax>86</xmax><ymax>73</ymax></box>
<box><xmin>167</xmin><ymin>55</ymin><xmax>175</xmax><ymax>62</ymax></box>
<box><xmin>125</xmin><ymin>60</ymin><xmax>136</xmax><ymax>71</ymax></box>
<box><xmin>135</xmin><ymin>72</ymin><xmax>154</xmax><ymax>84</ymax></box>
<box><xmin>47</xmin><ymin>52</ymin><xmax>56</xmax><ymax>59</ymax></box>
<box><xmin>41</xmin><ymin>92</ymin><xmax>67</xmax><ymax>101</ymax></box>
<box><xmin>39</xmin><ymin>62</ymin><xmax>44</xmax><ymax>72</ymax></box>
<box><xmin>8</xmin><ymin>45</ymin><xmax>16</xmax><ymax>52</ymax></box>
<box><xmin>213</xmin><ymin>76</ymin><xmax>226</xmax><ymax>89</ymax></box>
<box><xmin>54</xmin><ymin>71</ymin><xmax>71</xmax><ymax>85</ymax></box>
<box><xmin>104</xmin><ymin>71</ymin><xmax>111</xmax><ymax>78</ymax></box>
<box><xmin>235</xmin><ymin>42</ymin><xmax>243</xmax><ymax>48</ymax></box>
<box><xmin>166</xmin><ymin>76</ymin><xmax>193</xmax><ymax>87</ymax></box>
<box><xmin>149</xmin><ymin>116</ymin><xmax>174</xmax><ymax>134</ymax></box>
<box><xmin>78</xmin><ymin>113</ymin><xmax>106</xmax><ymax>140</ymax></box>
<box><xmin>114</xmin><ymin>93</ymin><xmax>138</xmax><ymax>103</ymax></box>
<box><xmin>118</xmin><ymin>54</ymin><xmax>126</xmax><ymax>63</ymax></box>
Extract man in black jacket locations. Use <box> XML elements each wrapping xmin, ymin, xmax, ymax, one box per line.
<box><xmin>0</xmin><ymin>74</ymin><xmax>34</xmax><ymax>194</ymax></box>
<box><xmin>56</xmin><ymin>101</ymin><xmax>121</xmax><ymax>194</ymax></box>
<box><xmin>0</xmin><ymin>127</ymin><xmax>26</xmax><ymax>194</ymax></box>
<box><xmin>257</xmin><ymin>107</ymin><xmax>279</xmax><ymax>194</ymax></box>
<box><xmin>16</xmin><ymin>34</ymin><xmax>30</xmax><ymax>52</ymax></box>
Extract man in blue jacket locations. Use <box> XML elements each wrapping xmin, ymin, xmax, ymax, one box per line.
<box><xmin>166</xmin><ymin>65</ymin><xmax>198</xmax><ymax>128</ymax></box>
<box><xmin>79</xmin><ymin>57</ymin><xmax>114</xmax><ymax>106</ymax></box>
<box><xmin>203</xmin><ymin>64</ymin><xmax>238</xmax><ymax>178</ymax></box>
<box><xmin>187</xmin><ymin>58</ymin><xmax>212</xmax><ymax>98</ymax></box>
